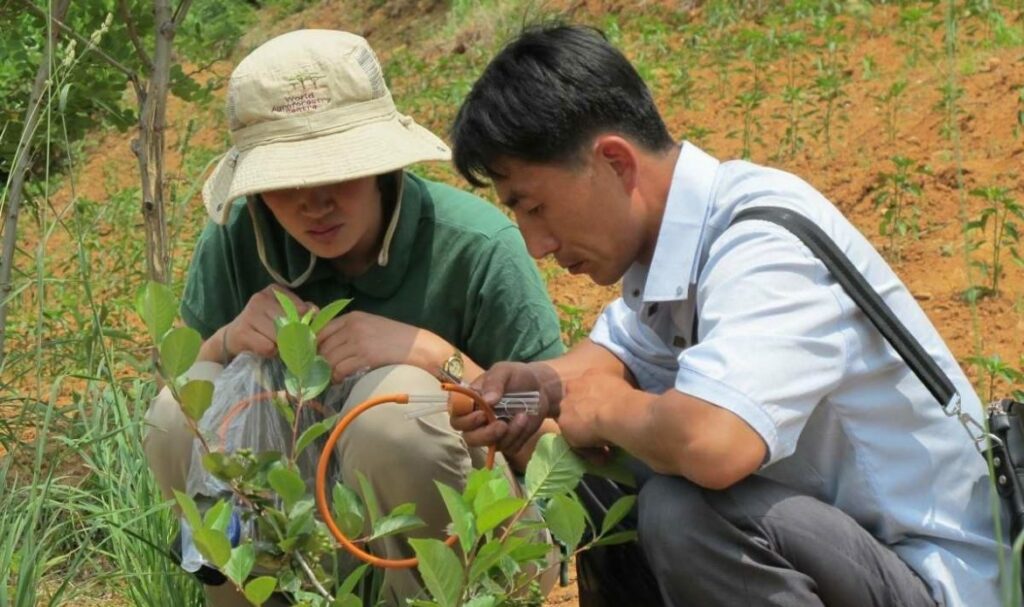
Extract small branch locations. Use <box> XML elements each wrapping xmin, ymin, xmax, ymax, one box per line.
<box><xmin>117</xmin><ymin>0</ymin><xmax>152</xmax><ymax>68</ymax></box>
<box><xmin>172</xmin><ymin>0</ymin><xmax>194</xmax><ymax>28</ymax></box>
<box><xmin>18</xmin><ymin>0</ymin><xmax>138</xmax><ymax>81</ymax></box>
<box><xmin>295</xmin><ymin>551</ymin><xmax>333</xmax><ymax>601</ymax></box>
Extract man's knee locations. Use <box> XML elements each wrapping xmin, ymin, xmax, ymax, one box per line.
<box><xmin>637</xmin><ymin>475</ymin><xmax>717</xmax><ymax>565</ymax></box>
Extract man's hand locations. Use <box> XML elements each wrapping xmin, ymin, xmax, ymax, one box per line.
<box><xmin>449</xmin><ymin>361</ymin><xmax>557</xmax><ymax>456</ymax></box>
<box><xmin>558</xmin><ymin>370</ymin><xmax>638</xmax><ymax>449</ymax></box>
<box><xmin>222</xmin><ymin>285</ymin><xmax>313</xmax><ymax>359</ymax></box>
<box><xmin>316</xmin><ymin>311</ymin><xmax>447</xmax><ymax>382</ymax></box>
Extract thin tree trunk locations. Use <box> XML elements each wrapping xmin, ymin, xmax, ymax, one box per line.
<box><xmin>0</xmin><ymin>0</ymin><xmax>73</xmax><ymax>365</ymax></box>
<box><xmin>135</xmin><ymin>0</ymin><xmax>171</xmax><ymax>284</ymax></box>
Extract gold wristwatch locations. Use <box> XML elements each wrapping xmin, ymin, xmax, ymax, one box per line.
<box><xmin>441</xmin><ymin>350</ymin><xmax>465</xmax><ymax>383</ymax></box>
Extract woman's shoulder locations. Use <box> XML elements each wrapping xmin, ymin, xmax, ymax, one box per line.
<box><xmin>410</xmin><ymin>173</ymin><xmax>516</xmax><ymax>239</ymax></box>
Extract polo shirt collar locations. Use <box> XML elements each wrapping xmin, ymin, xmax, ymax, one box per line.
<box><xmin>622</xmin><ymin>141</ymin><xmax>720</xmax><ymax>306</ymax></box>
<box><xmin>250</xmin><ymin>170</ymin><xmax>423</xmax><ymax>299</ymax></box>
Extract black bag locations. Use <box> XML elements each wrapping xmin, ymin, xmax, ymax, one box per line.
<box><xmin>574</xmin><ymin>474</ymin><xmax>665</xmax><ymax>607</ymax></box>
<box><xmin>984</xmin><ymin>399</ymin><xmax>1024</xmax><ymax>542</ymax></box>
<box><xmin>731</xmin><ymin>207</ymin><xmax>1021</xmax><ymax>547</ymax></box>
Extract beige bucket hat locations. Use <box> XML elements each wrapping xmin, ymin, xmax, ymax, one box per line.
<box><xmin>202</xmin><ymin>29</ymin><xmax>451</xmax><ymax>224</ymax></box>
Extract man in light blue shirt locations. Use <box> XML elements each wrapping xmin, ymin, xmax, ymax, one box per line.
<box><xmin>448</xmin><ymin>24</ymin><xmax>1007</xmax><ymax>607</ymax></box>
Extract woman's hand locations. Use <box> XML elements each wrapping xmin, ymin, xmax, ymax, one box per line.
<box><xmin>316</xmin><ymin>311</ymin><xmax>450</xmax><ymax>382</ymax></box>
<box><xmin>201</xmin><ymin>285</ymin><xmax>314</xmax><ymax>362</ymax></box>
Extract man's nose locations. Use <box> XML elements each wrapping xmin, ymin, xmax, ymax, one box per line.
<box><xmin>523</xmin><ymin>227</ymin><xmax>559</xmax><ymax>260</ymax></box>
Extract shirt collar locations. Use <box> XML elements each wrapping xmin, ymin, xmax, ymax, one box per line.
<box><xmin>254</xmin><ymin>170</ymin><xmax>424</xmax><ymax>299</ymax></box>
<box><xmin>623</xmin><ymin>141</ymin><xmax>721</xmax><ymax>306</ymax></box>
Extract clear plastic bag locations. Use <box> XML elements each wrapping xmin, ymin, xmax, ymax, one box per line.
<box><xmin>180</xmin><ymin>352</ymin><xmax>364</xmax><ymax>572</ymax></box>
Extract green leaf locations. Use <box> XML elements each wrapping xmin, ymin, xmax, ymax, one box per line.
<box><xmin>409</xmin><ymin>538</ymin><xmax>464</xmax><ymax>607</ymax></box>
<box><xmin>331</xmin><ymin>483</ymin><xmax>366</xmax><ymax>538</ymax></box>
<box><xmin>202</xmin><ymin>452</ymin><xmax>246</xmax><ymax>482</ymax></box>
<box><xmin>300</xmin><ymin>357</ymin><xmax>331</xmax><ymax>400</ymax></box>
<box><xmin>58</xmin><ymin>83</ymin><xmax>71</xmax><ymax>114</ymax></box>
<box><xmin>294</xmin><ymin>421</ymin><xmax>329</xmax><ymax>458</ymax></box>
<box><xmin>337</xmin><ymin>563</ymin><xmax>368</xmax><ymax>597</ymax></box>
<box><xmin>135</xmin><ymin>281</ymin><xmax>176</xmax><ymax>343</ymax></box>
<box><xmin>203</xmin><ymin>500</ymin><xmax>232</xmax><ymax>533</ymax></box>
<box><xmin>369</xmin><ymin>513</ymin><xmax>426</xmax><ymax>540</ymax></box>
<box><xmin>524</xmin><ymin>434</ymin><xmax>585</xmax><ymax>500</ymax></box>
<box><xmin>277</xmin><ymin>322</ymin><xmax>315</xmax><ymax>379</ymax></box>
<box><xmin>173</xmin><ymin>490</ymin><xmax>201</xmax><ymax>529</ymax></box>
<box><xmin>592</xmin><ymin>530</ymin><xmax>639</xmax><ymax>546</ymax></box>
<box><xmin>464</xmin><ymin>597</ymin><xmax>498</xmax><ymax>607</ymax></box>
<box><xmin>267</xmin><ymin>466</ymin><xmax>306</xmax><ymax>510</ymax></box>
<box><xmin>223</xmin><ymin>543</ymin><xmax>255</xmax><ymax>587</ymax></box>
<box><xmin>472</xmin><ymin>478</ymin><xmax>511</xmax><ymax>517</ymax></box>
<box><xmin>600</xmin><ymin>495</ymin><xmax>637</xmax><ymax>536</ymax></box>
<box><xmin>273</xmin><ymin>289</ymin><xmax>300</xmax><ymax>323</ymax></box>
<box><xmin>355</xmin><ymin>470</ymin><xmax>382</xmax><ymax>525</ymax></box>
<box><xmin>333</xmin><ymin>595</ymin><xmax>362</xmax><ymax>607</ymax></box>
<box><xmin>193</xmin><ymin>528</ymin><xmax>231</xmax><ymax>568</ymax></box>
<box><xmin>507</xmin><ymin>540</ymin><xmax>552</xmax><ymax>562</ymax></box>
<box><xmin>271</xmin><ymin>395</ymin><xmax>295</xmax><ymax>426</ymax></box>
<box><xmin>436</xmin><ymin>482</ymin><xmax>475</xmax><ymax>554</ymax></box>
<box><xmin>310</xmin><ymin>298</ymin><xmax>351</xmax><ymax>334</ymax></box>
<box><xmin>475</xmin><ymin>497</ymin><xmax>526</xmax><ymax>535</ymax></box>
<box><xmin>159</xmin><ymin>326</ymin><xmax>202</xmax><ymax>378</ymax></box>
<box><xmin>179</xmin><ymin>379</ymin><xmax>214</xmax><ymax>422</ymax></box>
<box><xmin>468</xmin><ymin>540</ymin><xmax>505</xmax><ymax>582</ymax></box>
<box><xmin>243</xmin><ymin>576</ymin><xmax>277</xmax><ymax>606</ymax></box>
<box><xmin>543</xmin><ymin>494</ymin><xmax>586</xmax><ymax>552</ymax></box>
<box><xmin>463</xmin><ymin>467</ymin><xmax>497</xmax><ymax>503</ymax></box>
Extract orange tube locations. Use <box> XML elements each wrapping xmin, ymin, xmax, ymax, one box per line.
<box><xmin>314</xmin><ymin>384</ymin><xmax>498</xmax><ymax>569</ymax></box>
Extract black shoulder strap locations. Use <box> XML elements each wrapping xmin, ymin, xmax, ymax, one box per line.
<box><xmin>730</xmin><ymin>206</ymin><xmax>958</xmax><ymax>410</ymax></box>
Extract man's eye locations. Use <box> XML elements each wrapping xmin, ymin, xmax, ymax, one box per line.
<box><xmin>527</xmin><ymin>205</ymin><xmax>543</xmax><ymax>216</ymax></box>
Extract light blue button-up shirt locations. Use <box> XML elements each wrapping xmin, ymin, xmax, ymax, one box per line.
<box><xmin>590</xmin><ymin>142</ymin><xmax>1005</xmax><ymax>606</ymax></box>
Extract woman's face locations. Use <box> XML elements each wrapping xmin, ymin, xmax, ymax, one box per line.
<box><xmin>261</xmin><ymin>177</ymin><xmax>384</xmax><ymax>267</ymax></box>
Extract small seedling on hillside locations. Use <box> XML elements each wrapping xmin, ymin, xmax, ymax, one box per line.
<box><xmin>964</xmin><ymin>186</ymin><xmax>1024</xmax><ymax>298</ymax></box>
<box><xmin>872</xmin><ymin>155</ymin><xmax>929</xmax><ymax>263</ymax></box>
<box><xmin>968</xmin><ymin>354</ymin><xmax>1024</xmax><ymax>403</ymax></box>
<box><xmin>773</xmin><ymin>30</ymin><xmax>810</xmax><ymax>160</ymax></box>
<box><xmin>731</xmin><ymin>29</ymin><xmax>776</xmax><ymax>159</ymax></box>
<box><xmin>875</xmin><ymin>79</ymin><xmax>908</xmax><ymax>149</ymax></box>
<box><xmin>558</xmin><ymin>304</ymin><xmax>589</xmax><ymax>347</ymax></box>
<box><xmin>811</xmin><ymin>21</ymin><xmax>849</xmax><ymax>155</ymax></box>
<box><xmin>896</xmin><ymin>5</ymin><xmax>931</xmax><ymax>68</ymax></box>
<box><xmin>936</xmin><ymin>81</ymin><xmax>965</xmax><ymax>142</ymax></box>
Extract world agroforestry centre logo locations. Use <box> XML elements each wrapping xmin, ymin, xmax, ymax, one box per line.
<box><xmin>272</xmin><ymin>70</ymin><xmax>331</xmax><ymax>115</ymax></box>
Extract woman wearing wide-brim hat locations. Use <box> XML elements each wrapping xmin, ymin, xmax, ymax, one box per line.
<box><xmin>143</xmin><ymin>29</ymin><xmax>563</xmax><ymax>606</ymax></box>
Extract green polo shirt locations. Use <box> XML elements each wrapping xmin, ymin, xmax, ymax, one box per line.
<box><xmin>181</xmin><ymin>172</ymin><xmax>564</xmax><ymax>367</ymax></box>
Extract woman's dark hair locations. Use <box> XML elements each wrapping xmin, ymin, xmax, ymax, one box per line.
<box><xmin>451</xmin><ymin>24</ymin><xmax>675</xmax><ymax>187</ymax></box>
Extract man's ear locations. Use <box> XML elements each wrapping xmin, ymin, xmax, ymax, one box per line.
<box><xmin>593</xmin><ymin>135</ymin><xmax>639</xmax><ymax>192</ymax></box>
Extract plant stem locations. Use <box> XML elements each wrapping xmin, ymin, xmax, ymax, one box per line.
<box><xmin>295</xmin><ymin>551</ymin><xmax>334</xmax><ymax>601</ymax></box>
<box><xmin>0</xmin><ymin>0</ymin><xmax>72</xmax><ymax>366</ymax></box>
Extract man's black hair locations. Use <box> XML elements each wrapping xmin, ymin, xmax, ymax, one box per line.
<box><xmin>451</xmin><ymin>24</ymin><xmax>676</xmax><ymax>187</ymax></box>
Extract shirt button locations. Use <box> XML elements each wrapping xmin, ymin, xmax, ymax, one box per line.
<box><xmin>632</xmin><ymin>289</ymin><xmax>640</xmax><ymax>298</ymax></box>
<box><xmin>675</xmin><ymin>286</ymin><xmax>684</xmax><ymax>296</ymax></box>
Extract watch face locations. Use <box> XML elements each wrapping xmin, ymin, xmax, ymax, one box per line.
<box><xmin>447</xmin><ymin>355</ymin><xmax>464</xmax><ymax>377</ymax></box>
<box><xmin>446</xmin><ymin>350</ymin><xmax>466</xmax><ymax>378</ymax></box>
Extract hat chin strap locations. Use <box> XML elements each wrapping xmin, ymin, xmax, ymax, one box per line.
<box><xmin>248</xmin><ymin>202</ymin><xmax>317</xmax><ymax>289</ymax></box>
<box><xmin>376</xmin><ymin>172</ymin><xmax>405</xmax><ymax>267</ymax></box>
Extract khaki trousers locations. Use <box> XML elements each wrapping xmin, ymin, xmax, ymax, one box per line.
<box><xmin>144</xmin><ymin>363</ymin><xmax>557</xmax><ymax>606</ymax></box>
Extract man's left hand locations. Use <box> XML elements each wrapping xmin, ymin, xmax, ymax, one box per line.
<box><xmin>557</xmin><ymin>370</ymin><xmax>637</xmax><ymax>450</ymax></box>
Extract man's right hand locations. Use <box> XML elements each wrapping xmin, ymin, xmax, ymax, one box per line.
<box><xmin>219</xmin><ymin>285</ymin><xmax>315</xmax><ymax>360</ymax></box>
<box><xmin>449</xmin><ymin>361</ymin><xmax>560</xmax><ymax>456</ymax></box>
